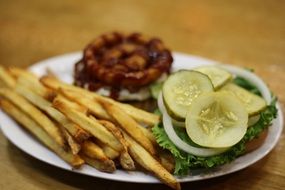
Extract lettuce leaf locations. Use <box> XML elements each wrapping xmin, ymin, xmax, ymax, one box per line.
<box><xmin>150</xmin><ymin>82</ymin><xmax>163</xmax><ymax>99</ymax></box>
<box><xmin>152</xmin><ymin>76</ymin><xmax>278</xmax><ymax>176</ymax></box>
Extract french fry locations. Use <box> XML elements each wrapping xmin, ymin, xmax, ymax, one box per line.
<box><xmin>97</xmin><ymin>119</ymin><xmax>135</xmax><ymax>171</ymax></box>
<box><xmin>15</xmin><ymin>84</ymin><xmax>90</xmax><ymax>143</ymax></box>
<box><xmin>97</xmin><ymin>120</ymin><xmax>127</xmax><ymax>146</ymax></box>
<box><xmin>63</xmin><ymin>94</ymin><xmax>154</xmax><ymax>149</ymax></box>
<box><xmin>60</xmin><ymin>126</ymin><xmax>81</xmax><ymax>155</ymax></box>
<box><xmin>139</xmin><ymin>126</ymin><xmax>157</xmax><ymax>145</ymax></box>
<box><xmin>98</xmin><ymin>96</ymin><xmax>160</xmax><ymax>126</ymax></box>
<box><xmin>0</xmin><ymin>88</ymin><xmax>65</xmax><ymax>148</ymax></box>
<box><xmin>0</xmin><ymin>66</ymin><xmax>16</xmax><ymax>88</ymax></box>
<box><xmin>52</xmin><ymin>96</ymin><xmax>123</xmax><ymax>152</ymax></box>
<box><xmin>123</xmin><ymin>132</ymin><xmax>180</xmax><ymax>190</ymax></box>
<box><xmin>81</xmin><ymin>141</ymin><xmax>116</xmax><ymax>173</ymax></box>
<box><xmin>0</xmin><ymin>99</ymin><xmax>84</xmax><ymax>168</ymax></box>
<box><xmin>46</xmin><ymin>106</ymin><xmax>90</xmax><ymax>143</ymax></box>
<box><xmin>9</xmin><ymin>67</ymin><xmax>53</xmax><ymax>99</ymax></box>
<box><xmin>80</xmin><ymin>154</ymin><xmax>116</xmax><ymax>173</ymax></box>
<box><xmin>82</xmin><ymin>141</ymin><xmax>111</xmax><ymax>161</ymax></box>
<box><xmin>96</xmin><ymin>140</ymin><xmax>120</xmax><ymax>160</ymax></box>
<box><xmin>40</xmin><ymin>76</ymin><xmax>160</xmax><ymax>126</ymax></box>
<box><xmin>119</xmin><ymin>151</ymin><xmax>136</xmax><ymax>171</ymax></box>
<box><xmin>100</xmin><ymin>101</ymin><xmax>156</xmax><ymax>156</ymax></box>
<box><xmin>60</xmin><ymin>89</ymin><xmax>157</xmax><ymax>145</ymax></box>
<box><xmin>8</xmin><ymin>66</ymin><xmax>36</xmax><ymax>78</ymax></box>
<box><xmin>60</xmin><ymin>88</ymin><xmax>156</xmax><ymax>146</ymax></box>
<box><xmin>1</xmin><ymin>67</ymin><xmax>180</xmax><ymax>188</ymax></box>
<box><xmin>59</xmin><ymin>88</ymin><xmax>112</xmax><ymax>120</ymax></box>
<box><xmin>158</xmin><ymin>149</ymin><xmax>175</xmax><ymax>173</ymax></box>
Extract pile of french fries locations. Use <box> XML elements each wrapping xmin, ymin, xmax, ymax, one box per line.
<box><xmin>0</xmin><ymin>66</ymin><xmax>180</xmax><ymax>190</ymax></box>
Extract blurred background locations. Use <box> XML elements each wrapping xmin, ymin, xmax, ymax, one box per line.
<box><xmin>0</xmin><ymin>0</ymin><xmax>284</xmax><ymax>189</ymax></box>
<box><xmin>1</xmin><ymin>0</ymin><xmax>284</xmax><ymax>100</ymax></box>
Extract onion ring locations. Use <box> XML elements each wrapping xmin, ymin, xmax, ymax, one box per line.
<box><xmin>74</xmin><ymin>32</ymin><xmax>173</xmax><ymax>96</ymax></box>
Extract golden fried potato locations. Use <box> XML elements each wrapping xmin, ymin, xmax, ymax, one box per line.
<box><xmin>123</xmin><ymin>132</ymin><xmax>180</xmax><ymax>190</ymax></box>
<box><xmin>40</xmin><ymin>76</ymin><xmax>160</xmax><ymax>126</ymax></box>
<box><xmin>60</xmin><ymin>126</ymin><xmax>81</xmax><ymax>155</ymax></box>
<box><xmin>80</xmin><ymin>154</ymin><xmax>116</xmax><ymax>173</ymax></box>
<box><xmin>59</xmin><ymin>88</ymin><xmax>111</xmax><ymax>120</ymax></box>
<box><xmin>96</xmin><ymin>140</ymin><xmax>120</xmax><ymax>160</ymax></box>
<box><xmin>100</xmin><ymin>101</ymin><xmax>156</xmax><ymax>156</ymax></box>
<box><xmin>0</xmin><ymin>66</ymin><xmax>16</xmax><ymax>88</ymax></box>
<box><xmin>9</xmin><ymin>67</ymin><xmax>53</xmax><ymax>99</ymax></box>
<box><xmin>52</xmin><ymin>96</ymin><xmax>123</xmax><ymax>152</ymax></box>
<box><xmin>15</xmin><ymin>84</ymin><xmax>90</xmax><ymax>143</ymax></box>
<box><xmin>97</xmin><ymin>119</ymin><xmax>135</xmax><ymax>171</ymax></box>
<box><xmin>0</xmin><ymin>99</ymin><xmax>83</xmax><ymax>167</ymax></box>
<box><xmin>0</xmin><ymin>88</ymin><xmax>65</xmax><ymax>148</ymax></box>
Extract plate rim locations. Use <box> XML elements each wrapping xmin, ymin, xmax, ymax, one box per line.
<box><xmin>0</xmin><ymin>51</ymin><xmax>283</xmax><ymax>183</ymax></box>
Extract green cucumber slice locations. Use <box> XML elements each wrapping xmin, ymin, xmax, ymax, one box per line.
<box><xmin>162</xmin><ymin>70</ymin><xmax>213</xmax><ymax>121</ymax></box>
<box><xmin>220</xmin><ymin>83</ymin><xmax>267</xmax><ymax>116</ymax></box>
<box><xmin>193</xmin><ymin>66</ymin><xmax>232</xmax><ymax>89</ymax></box>
<box><xmin>185</xmin><ymin>91</ymin><xmax>248</xmax><ymax>148</ymax></box>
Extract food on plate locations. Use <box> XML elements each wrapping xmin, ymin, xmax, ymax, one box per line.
<box><xmin>0</xmin><ymin>66</ymin><xmax>16</xmax><ymax>88</ymax></box>
<box><xmin>0</xmin><ymin>61</ymin><xmax>278</xmax><ymax>189</ymax></box>
<box><xmin>0</xmin><ymin>66</ymin><xmax>180</xmax><ymax>189</ymax></box>
<box><xmin>14</xmin><ymin>84</ymin><xmax>90</xmax><ymax>143</ymax></box>
<box><xmin>53</xmin><ymin>95</ymin><xmax>124</xmax><ymax>152</ymax></box>
<box><xmin>185</xmin><ymin>91</ymin><xmax>248</xmax><ymax>148</ymax></box>
<box><xmin>100</xmin><ymin>100</ymin><xmax>156</xmax><ymax>155</ymax></box>
<box><xmin>0</xmin><ymin>99</ymin><xmax>84</xmax><ymax>167</ymax></box>
<box><xmin>60</xmin><ymin>126</ymin><xmax>81</xmax><ymax>154</ymax></box>
<box><xmin>74</xmin><ymin>32</ymin><xmax>173</xmax><ymax>101</ymax></box>
<box><xmin>0</xmin><ymin>88</ymin><xmax>66</xmax><ymax>148</ymax></box>
<box><xmin>97</xmin><ymin>119</ymin><xmax>135</xmax><ymax>170</ymax></box>
<box><xmin>80</xmin><ymin>154</ymin><xmax>115</xmax><ymax>173</ymax></box>
<box><xmin>8</xmin><ymin>67</ymin><xmax>53</xmax><ymax>99</ymax></box>
<box><xmin>123</xmin><ymin>131</ymin><xmax>180</xmax><ymax>190</ymax></box>
<box><xmin>96</xmin><ymin>140</ymin><xmax>120</xmax><ymax>160</ymax></box>
<box><xmin>157</xmin><ymin>149</ymin><xmax>175</xmax><ymax>173</ymax></box>
<box><xmin>152</xmin><ymin>65</ymin><xmax>278</xmax><ymax>175</ymax></box>
<box><xmin>81</xmin><ymin>141</ymin><xmax>116</xmax><ymax>172</ymax></box>
<box><xmin>41</xmin><ymin>76</ymin><xmax>160</xmax><ymax>126</ymax></box>
<box><xmin>162</xmin><ymin>70</ymin><xmax>214</xmax><ymax>121</ymax></box>
<box><xmin>193</xmin><ymin>66</ymin><xmax>232</xmax><ymax>89</ymax></box>
<box><xmin>220</xmin><ymin>83</ymin><xmax>267</xmax><ymax>116</ymax></box>
<box><xmin>58</xmin><ymin>88</ymin><xmax>112</xmax><ymax>121</ymax></box>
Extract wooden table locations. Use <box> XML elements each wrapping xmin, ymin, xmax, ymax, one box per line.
<box><xmin>0</xmin><ymin>0</ymin><xmax>284</xmax><ymax>189</ymax></box>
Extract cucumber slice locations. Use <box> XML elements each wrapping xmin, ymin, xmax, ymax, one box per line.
<box><xmin>220</xmin><ymin>83</ymin><xmax>267</xmax><ymax>116</ymax></box>
<box><xmin>193</xmin><ymin>66</ymin><xmax>232</xmax><ymax>89</ymax></box>
<box><xmin>162</xmin><ymin>70</ymin><xmax>214</xmax><ymax>121</ymax></box>
<box><xmin>185</xmin><ymin>91</ymin><xmax>248</xmax><ymax>148</ymax></box>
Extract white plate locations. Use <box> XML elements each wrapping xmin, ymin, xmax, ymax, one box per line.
<box><xmin>0</xmin><ymin>52</ymin><xmax>283</xmax><ymax>183</ymax></box>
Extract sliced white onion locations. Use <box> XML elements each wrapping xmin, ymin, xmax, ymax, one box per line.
<box><xmin>158</xmin><ymin>93</ymin><xmax>228</xmax><ymax>157</ymax></box>
<box><xmin>218</xmin><ymin>64</ymin><xmax>271</xmax><ymax>104</ymax></box>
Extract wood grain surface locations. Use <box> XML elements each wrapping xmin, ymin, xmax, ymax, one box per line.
<box><xmin>0</xmin><ymin>0</ymin><xmax>284</xmax><ymax>189</ymax></box>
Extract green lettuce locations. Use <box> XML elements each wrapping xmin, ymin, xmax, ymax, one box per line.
<box><xmin>152</xmin><ymin>77</ymin><xmax>278</xmax><ymax>176</ymax></box>
<box><xmin>150</xmin><ymin>82</ymin><xmax>163</xmax><ymax>99</ymax></box>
